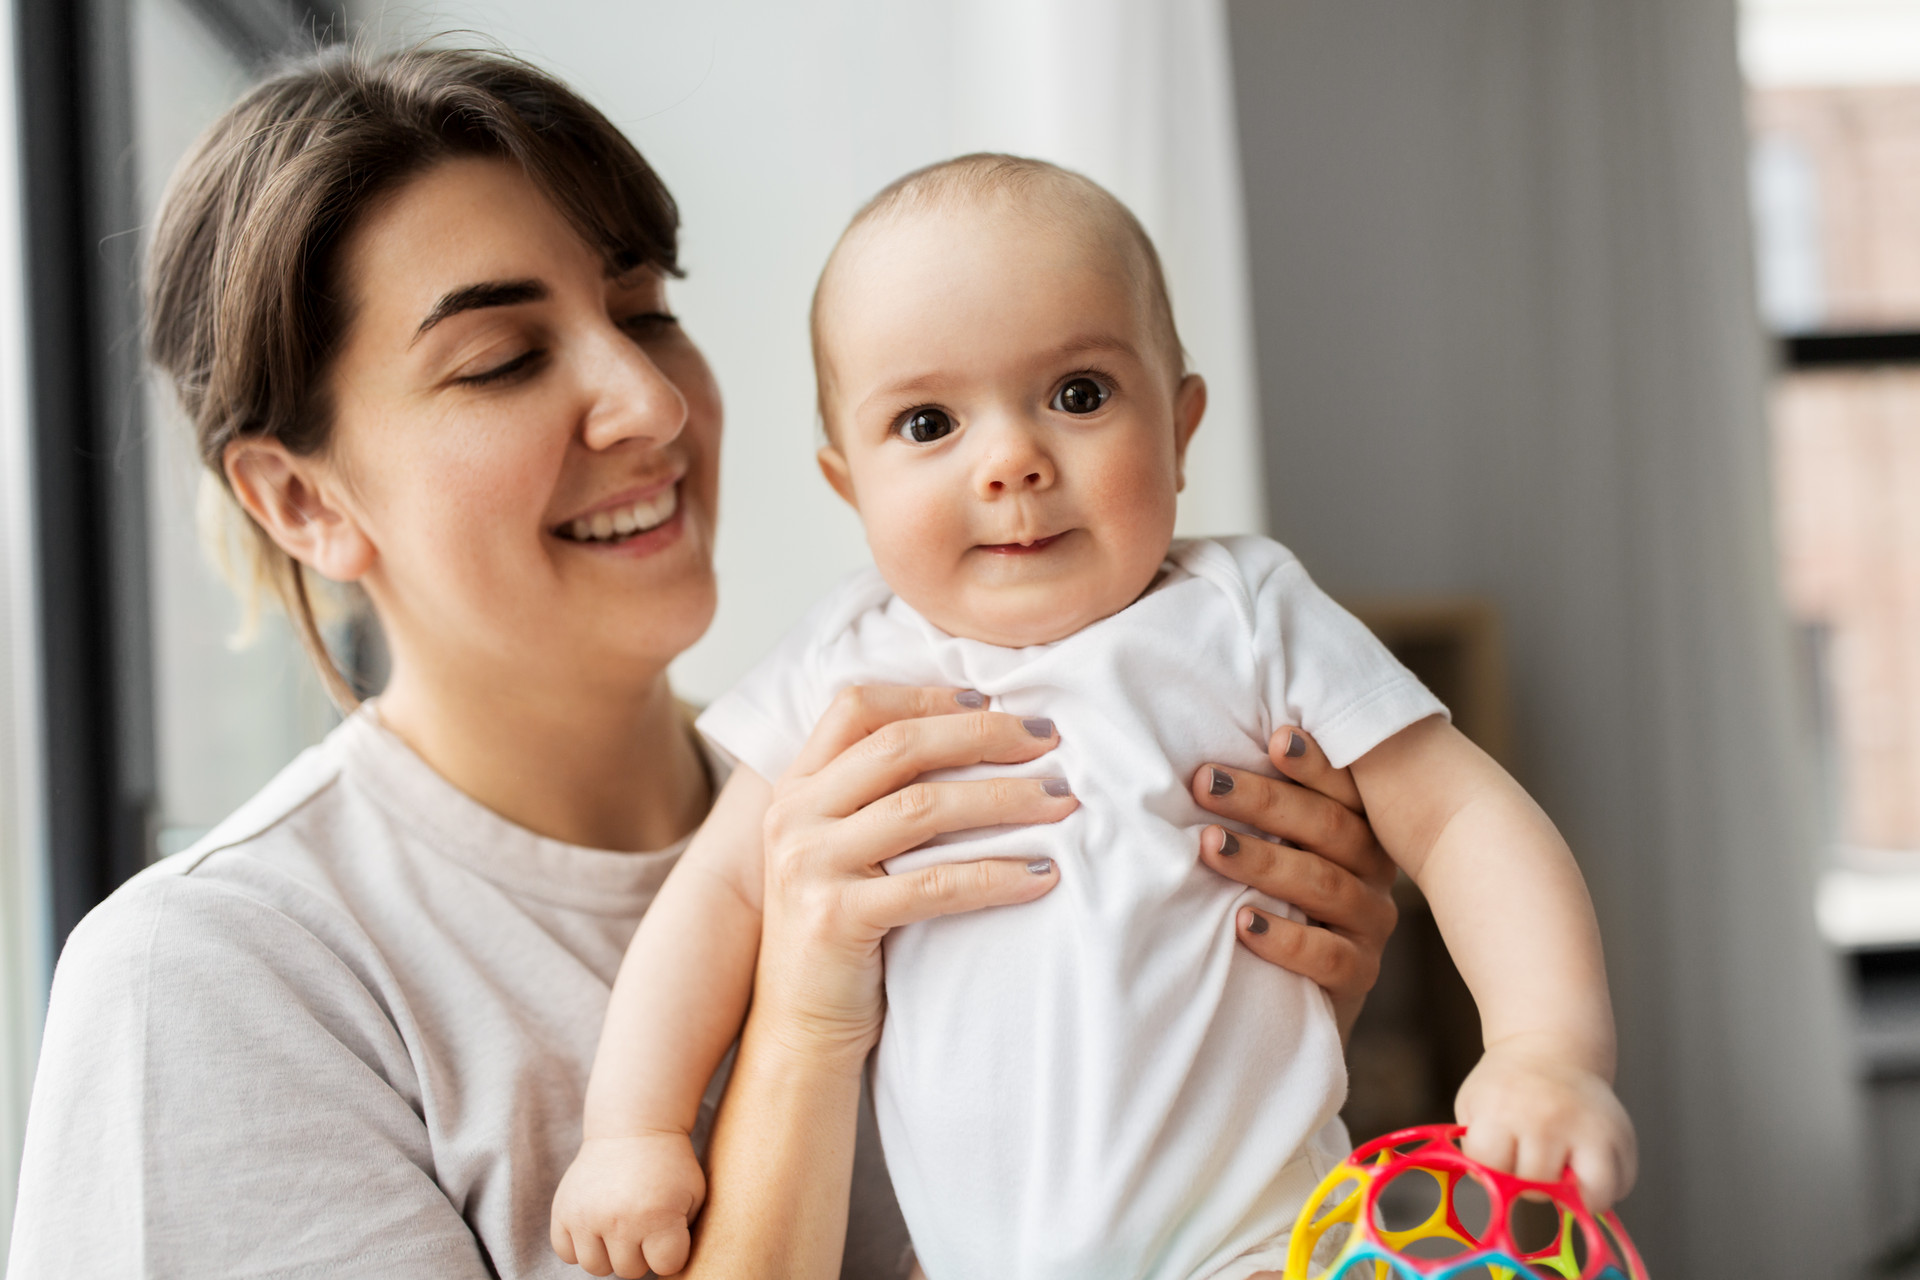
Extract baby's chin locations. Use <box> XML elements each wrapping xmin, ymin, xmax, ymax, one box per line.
<box><xmin>906</xmin><ymin>581</ymin><xmax>1147</xmax><ymax>649</ymax></box>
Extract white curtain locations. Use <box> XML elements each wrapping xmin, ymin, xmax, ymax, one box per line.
<box><xmin>949</xmin><ymin>0</ymin><xmax>1267</xmax><ymax>539</ymax></box>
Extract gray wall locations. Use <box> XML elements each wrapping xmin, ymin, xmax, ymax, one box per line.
<box><xmin>1228</xmin><ymin>1</ymin><xmax>1865</xmax><ymax>1274</ymax></box>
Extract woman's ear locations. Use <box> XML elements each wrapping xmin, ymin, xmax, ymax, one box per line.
<box><xmin>816</xmin><ymin>444</ymin><xmax>858</xmax><ymax>508</ymax></box>
<box><xmin>1172</xmin><ymin>373</ymin><xmax>1208</xmax><ymax>492</ymax></box>
<box><xmin>224</xmin><ymin>438</ymin><xmax>376</xmax><ymax>583</ymax></box>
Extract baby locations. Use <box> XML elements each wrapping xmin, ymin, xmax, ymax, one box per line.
<box><xmin>552</xmin><ymin>155</ymin><xmax>1635</xmax><ymax>1280</ymax></box>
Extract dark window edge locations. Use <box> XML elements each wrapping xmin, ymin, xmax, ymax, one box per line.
<box><xmin>1781</xmin><ymin>329</ymin><xmax>1920</xmax><ymax>370</ymax></box>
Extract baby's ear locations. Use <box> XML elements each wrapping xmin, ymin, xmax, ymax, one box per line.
<box><xmin>816</xmin><ymin>444</ymin><xmax>858</xmax><ymax>507</ymax></box>
<box><xmin>1172</xmin><ymin>373</ymin><xmax>1208</xmax><ymax>491</ymax></box>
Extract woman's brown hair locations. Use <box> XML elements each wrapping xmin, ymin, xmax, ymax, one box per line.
<box><xmin>146</xmin><ymin>43</ymin><xmax>680</xmax><ymax>706</ymax></box>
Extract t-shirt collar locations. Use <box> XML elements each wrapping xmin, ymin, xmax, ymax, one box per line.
<box><xmin>331</xmin><ymin>702</ymin><xmax>710</xmax><ymax>915</ymax></box>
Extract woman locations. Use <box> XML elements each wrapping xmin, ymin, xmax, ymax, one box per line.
<box><xmin>6</xmin><ymin>47</ymin><xmax>1401</xmax><ymax>1279</ymax></box>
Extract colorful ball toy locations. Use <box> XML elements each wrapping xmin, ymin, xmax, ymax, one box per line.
<box><xmin>1282</xmin><ymin>1124</ymin><xmax>1647</xmax><ymax>1279</ymax></box>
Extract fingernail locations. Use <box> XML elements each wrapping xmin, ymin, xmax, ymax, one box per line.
<box><xmin>955</xmin><ymin>689</ymin><xmax>986</xmax><ymax>709</ymax></box>
<box><xmin>1285</xmin><ymin>731</ymin><xmax>1307</xmax><ymax>759</ymax></box>
<box><xmin>1219</xmin><ymin>831</ymin><xmax>1241</xmax><ymax>857</ymax></box>
<box><xmin>1026</xmin><ymin>858</ymin><xmax>1053</xmax><ymax>875</ymax></box>
<box><xmin>1208</xmin><ymin>767</ymin><xmax>1234</xmax><ymax>796</ymax></box>
<box><xmin>1042</xmin><ymin>778</ymin><xmax>1073</xmax><ymax>798</ymax></box>
<box><xmin>1023</xmin><ymin>717</ymin><xmax>1055</xmax><ymax>739</ymax></box>
<box><xmin>1246</xmin><ymin>911</ymin><xmax>1269</xmax><ymax>935</ymax></box>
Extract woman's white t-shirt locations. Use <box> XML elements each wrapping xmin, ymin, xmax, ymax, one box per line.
<box><xmin>6</xmin><ymin>706</ymin><xmax>910</xmax><ymax>1279</ymax></box>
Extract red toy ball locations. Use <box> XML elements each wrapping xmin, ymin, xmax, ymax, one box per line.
<box><xmin>1282</xmin><ymin>1124</ymin><xmax>1647</xmax><ymax>1279</ymax></box>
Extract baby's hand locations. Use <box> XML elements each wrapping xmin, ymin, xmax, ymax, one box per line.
<box><xmin>1454</xmin><ymin>1039</ymin><xmax>1637</xmax><ymax>1214</ymax></box>
<box><xmin>551</xmin><ymin>1130</ymin><xmax>707</xmax><ymax>1278</ymax></box>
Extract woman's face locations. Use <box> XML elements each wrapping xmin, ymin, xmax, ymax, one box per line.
<box><xmin>321</xmin><ymin>157</ymin><xmax>720</xmax><ymax>691</ymax></box>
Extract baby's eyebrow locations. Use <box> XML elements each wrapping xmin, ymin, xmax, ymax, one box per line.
<box><xmin>857</xmin><ymin>371</ymin><xmax>952</xmax><ymax>415</ymax></box>
<box><xmin>1046</xmin><ymin>333</ymin><xmax>1142</xmax><ymax>362</ymax></box>
<box><xmin>855</xmin><ymin>334</ymin><xmax>1145</xmax><ymax>416</ymax></box>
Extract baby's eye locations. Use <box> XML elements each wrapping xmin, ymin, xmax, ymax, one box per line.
<box><xmin>1053</xmin><ymin>377</ymin><xmax>1108</xmax><ymax>415</ymax></box>
<box><xmin>899</xmin><ymin>408</ymin><xmax>955</xmax><ymax>444</ymax></box>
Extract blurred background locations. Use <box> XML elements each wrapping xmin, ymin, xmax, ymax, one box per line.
<box><xmin>3</xmin><ymin>0</ymin><xmax>1919</xmax><ymax>1274</ymax></box>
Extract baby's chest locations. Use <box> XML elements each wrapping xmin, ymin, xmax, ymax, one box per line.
<box><xmin>833</xmin><ymin>594</ymin><xmax>1279</xmax><ymax>819</ymax></box>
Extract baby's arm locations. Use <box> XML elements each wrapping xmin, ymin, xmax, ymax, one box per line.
<box><xmin>1348</xmin><ymin>717</ymin><xmax>1636</xmax><ymax>1210</ymax></box>
<box><xmin>552</xmin><ymin>766</ymin><xmax>773</xmax><ymax>1278</ymax></box>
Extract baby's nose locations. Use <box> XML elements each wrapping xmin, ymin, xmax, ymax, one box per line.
<box><xmin>977</xmin><ymin>426</ymin><xmax>1056</xmax><ymax>494</ymax></box>
<box><xmin>988</xmin><ymin>470</ymin><xmax>1045</xmax><ymax>493</ymax></box>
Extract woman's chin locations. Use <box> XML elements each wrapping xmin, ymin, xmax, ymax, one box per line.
<box><xmin>602</xmin><ymin>579</ymin><xmax>718</xmax><ymax>671</ymax></box>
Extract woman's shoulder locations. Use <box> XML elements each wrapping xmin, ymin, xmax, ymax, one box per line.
<box><xmin>60</xmin><ymin>729</ymin><xmax>381</xmax><ymax>1008</ymax></box>
<box><xmin>89</xmin><ymin>734</ymin><xmax>336</xmax><ymax>910</ymax></box>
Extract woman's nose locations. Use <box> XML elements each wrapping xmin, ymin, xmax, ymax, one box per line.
<box><xmin>578</xmin><ymin>325</ymin><xmax>689</xmax><ymax>452</ymax></box>
<box><xmin>975</xmin><ymin>419</ymin><xmax>1056</xmax><ymax>497</ymax></box>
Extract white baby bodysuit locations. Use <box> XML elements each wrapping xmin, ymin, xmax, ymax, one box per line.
<box><xmin>697</xmin><ymin>536</ymin><xmax>1446</xmax><ymax>1280</ymax></box>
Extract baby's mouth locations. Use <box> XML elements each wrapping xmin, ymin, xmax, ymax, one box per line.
<box><xmin>556</xmin><ymin>483</ymin><xmax>680</xmax><ymax>544</ymax></box>
<box><xmin>978</xmin><ymin>532</ymin><xmax>1066</xmax><ymax>555</ymax></box>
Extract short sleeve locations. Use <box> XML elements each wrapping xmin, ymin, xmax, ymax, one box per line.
<box><xmin>696</xmin><ymin>568</ymin><xmax>891</xmax><ymax>783</ymax></box>
<box><xmin>1228</xmin><ymin>537</ymin><xmax>1449</xmax><ymax>769</ymax></box>
<box><xmin>5</xmin><ymin>874</ymin><xmax>491</xmax><ymax>1280</ymax></box>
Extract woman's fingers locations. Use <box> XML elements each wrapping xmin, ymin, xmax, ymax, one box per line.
<box><xmin>1191</xmin><ymin>763</ymin><xmax>1391</xmax><ymax>887</ymax></box>
<box><xmin>851</xmin><ymin>855</ymin><xmax>1060</xmax><ymax>930</ymax></box>
<box><xmin>1202</xmin><ymin>827</ymin><xmax>1395</xmax><ymax>943</ymax></box>
<box><xmin>801</xmin><ymin>777</ymin><xmax>1079</xmax><ymax>876</ymax></box>
<box><xmin>798</xmin><ymin>709</ymin><xmax>1062</xmax><ymax>820</ymax></box>
<box><xmin>787</xmin><ymin>685</ymin><xmax>991</xmax><ymax>777</ymax></box>
<box><xmin>1234</xmin><ymin>907</ymin><xmax>1374</xmax><ymax>997</ymax></box>
<box><xmin>1268</xmin><ymin>725</ymin><xmax>1364</xmax><ymax>812</ymax></box>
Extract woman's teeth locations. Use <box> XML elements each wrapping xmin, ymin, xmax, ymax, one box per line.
<box><xmin>566</xmin><ymin>486</ymin><xmax>678</xmax><ymax>543</ymax></box>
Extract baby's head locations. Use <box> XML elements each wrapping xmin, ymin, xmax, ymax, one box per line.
<box><xmin>811</xmin><ymin>155</ymin><xmax>1205</xmax><ymax>648</ymax></box>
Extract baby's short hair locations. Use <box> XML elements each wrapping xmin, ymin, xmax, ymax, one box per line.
<box><xmin>810</xmin><ymin>154</ymin><xmax>1186</xmax><ymax>436</ymax></box>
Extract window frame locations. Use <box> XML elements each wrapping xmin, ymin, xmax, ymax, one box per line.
<box><xmin>11</xmin><ymin>0</ymin><xmax>336</xmax><ymax>954</ymax></box>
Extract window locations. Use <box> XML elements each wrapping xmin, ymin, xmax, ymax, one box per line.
<box><xmin>1742</xmin><ymin>1</ymin><xmax>1920</xmax><ymax>1262</ymax></box>
<box><xmin>1744</xmin><ymin>3</ymin><xmax>1920</xmax><ymax>878</ymax></box>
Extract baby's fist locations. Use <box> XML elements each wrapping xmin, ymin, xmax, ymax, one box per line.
<box><xmin>551</xmin><ymin>1131</ymin><xmax>707</xmax><ymax>1278</ymax></box>
<box><xmin>1454</xmin><ymin>1042</ymin><xmax>1637</xmax><ymax>1214</ymax></box>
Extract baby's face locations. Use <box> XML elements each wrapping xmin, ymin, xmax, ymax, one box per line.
<box><xmin>816</xmin><ymin>203</ymin><xmax>1204</xmax><ymax>648</ymax></box>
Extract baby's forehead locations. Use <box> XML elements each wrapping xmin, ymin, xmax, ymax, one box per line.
<box><xmin>817</xmin><ymin>189</ymin><xmax>1171</xmax><ymax>354</ymax></box>
<box><xmin>840</xmin><ymin>183</ymin><xmax>1149</xmax><ymax>289</ymax></box>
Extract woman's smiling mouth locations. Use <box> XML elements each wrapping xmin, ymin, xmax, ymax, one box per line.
<box><xmin>558</xmin><ymin>483</ymin><xmax>680</xmax><ymax>544</ymax></box>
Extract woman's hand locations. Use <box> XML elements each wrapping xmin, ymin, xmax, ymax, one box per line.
<box><xmin>753</xmin><ymin>685</ymin><xmax>1080</xmax><ymax>1059</ymax></box>
<box><xmin>686</xmin><ymin>686</ymin><xmax>1077</xmax><ymax>1279</ymax></box>
<box><xmin>1190</xmin><ymin>726</ymin><xmax>1398</xmax><ymax>1042</ymax></box>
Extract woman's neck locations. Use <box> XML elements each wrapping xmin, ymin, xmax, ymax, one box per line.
<box><xmin>373</xmin><ymin>653</ymin><xmax>712</xmax><ymax>853</ymax></box>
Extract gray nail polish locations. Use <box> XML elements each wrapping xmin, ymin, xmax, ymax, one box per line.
<box><xmin>1219</xmin><ymin>832</ymin><xmax>1240</xmax><ymax>857</ymax></box>
<box><xmin>955</xmin><ymin>689</ymin><xmax>987</xmax><ymax>709</ymax></box>
<box><xmin>1042</xmin><ymin>778</ymin><xmax>1073</xmax><ymax>798</ymax></box>
<box><xmin>1285</xmin><ymin>731</ymin><xmax>1307</xmax><ymax>759</ymax></box>
<box><xmin>1026</xmin><ymin>858</ymin><xmax>1054</xmax><ymax>875</ymax></box>
<box><xmin>1247</xmin><ymin>912</ymin><xmax>1269</xmax><ymax>935</ymax></box>
<box><xmin>1209</xmin><ymin>767</ymin><xmax>1234</xmax><ymax>797</ymax></box>
<box><xmin>1023</xmin><ymin>717</ymin><xmax>1056</xmax><ymax>739</ymax></box>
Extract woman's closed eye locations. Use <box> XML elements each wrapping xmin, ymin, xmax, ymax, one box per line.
<box><xmin>620</xmin><ymin>310</ymin><xmax>681</xmax><ymax>340</ymax></box>
<box><xmin>453</xmin><ymin>345</ymin><xmax>546</xmax><ymax>386</ymax></box>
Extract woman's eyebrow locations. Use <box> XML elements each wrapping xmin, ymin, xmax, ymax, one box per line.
<box><xmin>412</xmin><ymin>279</ymin><xmax>548</xmax><ymax>343</ymax></box>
